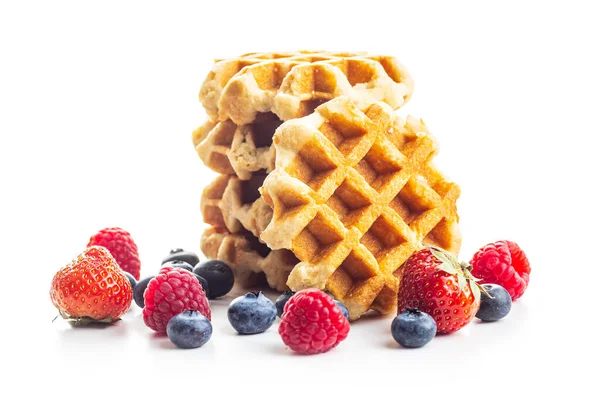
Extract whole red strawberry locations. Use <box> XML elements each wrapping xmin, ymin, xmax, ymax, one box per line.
<box><xmin>470</xmin><ymin>240</ymin><xmax>530</xmax><ymax>301</ymax></box>
<box><xmin>279</xmin><ymin>289</ymin><xmax>350</xmax><ymax>355</ymax></box>
<box><xmin>398</xmin><ymin>246</ymin><xmax>485</xmax><ymax>334</ymax></box>
<box><xmin>87</xmin><ymin>227</ymin><xmax>141</xmax><ymax>280</ymax></box>
<box><xmin>50</xmin><ymin>246</ymin><xmax>132</xmax><ymax>324</ymax></box>
<box><xmin>143</xmin><ymin>267</ymin><xmax>211</xmax><ymax>333</ymax></box>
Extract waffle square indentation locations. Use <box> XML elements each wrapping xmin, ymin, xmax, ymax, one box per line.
<box><xmin>292</xmin><ymin>211</ymin><xmax>344</xmax><ymax>263</ymax></box>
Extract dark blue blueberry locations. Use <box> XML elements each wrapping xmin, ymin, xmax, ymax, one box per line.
<box><xmin>162</xmin><ymin>260</ymin><xmax>193</xmax><ymax>272</ymax></box>
<box><xmin>133</xmin><ymin>276</ymin><xmax>154</xmax><ymax>308</ymax></box>
<box><xmin>476</xmin><ymin>284</ymin><xmax>512</xmax><ymax>322</ymax></box>
<box><xmin>162</xmin><ymin>249</ymin><xmax>200</xmax><ymax>268</ymax></box>
<box><xmin>391</xmin><ymin>309</ymin><xmax>437</xmax><ymax>348</ymax></box>
<box><xmin>193</xmin><ymin>273</ymin><xmax>210</xmax><ymax>298</ymax></box>
<box><xmin>166</xmin><ymin>310</ymin><xmax>212</xmax><ymax>349</ymax></box>
<box><xmin>335</xmin><ymin>300</ymin><xmax>349</xmax><ymax>320</ymax></box>
<box><xmin>193</xmin><ymin>260</ymin><xmax>234</xmax><ymax>299</ymax></box>
<box><xmin>228</xmin><ymin>292</ymin><xmax>276</xmax><ymax>335</ymax></box>
<box><xmin>124</xmin><ymin>272</ymin><xmax>137</xmax><ymax>291</ymax></box>
<box><xmin>275</xmin><ymin>291</ymin><xmax>295</xmax><ymax>318</ymax></box>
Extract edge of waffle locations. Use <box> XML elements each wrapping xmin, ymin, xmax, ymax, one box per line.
<box><xmin>259</xmin><ymin>97</ymin><xmax>461</xmax><ymax>320</ymax></box>
<box><xmin>200</xmin><ymin>174</ymin><xmax>298</xmax><ymax>291</ymax></box>
<box><xmin>201</xmin><ymin>173</ymin><xmax>273</xmax><ymax>238</ymax></box>
<box><xmin>192</xmin><ymin>113</ymin><xmax>281</xmax><ymax>180</ymax></box>
<box><xmin>199</xmin><ymin>51</ymin><xmax>414</xmax><ymax>125</ymax></box>
<box><xmin>201</xmin><ymin>226</ymin><xmax>297</xmax><ymax>292</ymax></box>
<box><xmin>193</xmin><ymin>53</ymin><xmax>412</xmax><ymax>179</ymax></box>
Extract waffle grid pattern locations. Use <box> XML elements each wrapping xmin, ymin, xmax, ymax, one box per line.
<box><xmin>200</xmin><ymin>51</ymin><xmax>413</xmax><ymax>125</ymax></box>
<box><xmin>195</xmin><ymin>52</ymin><xmax>413</xmax><ymax>180</ymax></box>
<box><xmin>192</xmin><ymin>113</ymin><xmax>281</xmax><ymax>180</ymax></box>
<box><xmin>201</xmin><ymin>227</ymin><xmax>297</xmax><ymax>292</ymax></box>
<box><xmin>201</xmin><ymin>173</ymin><xmax>273</xmax><ymax>239</ymax></box>
<box><xmin>261</xmin><ymin>97</ymin><xmax>461</xmax><ymax>319</ymax></box>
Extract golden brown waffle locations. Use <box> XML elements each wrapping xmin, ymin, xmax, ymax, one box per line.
<box><xmin>260</xmin><ymin>97</ymin><xmax>461</xmax><ymax>320</ymax></box>
<box><xmin>195</xmin><ymin>52</ymin><xmax>413</xmax><ymax>179</ymax></box>
<box><xmin>192</xmin><ymin>114</ymin><xmax>281</xmax><ymax>180</ymax></box>
<box><xmin>199</xmin><ymin>174</ymin><xmax>297</xmax><ymax>291</ymax></box>
<box><xmin>201</xmin><ymin>173</ymin><xmax>273</xmax><ymax>238</ymax></box>
<box><xmin>199</xmin><ymin>51</ymin><xmax>413</xmax><ymax>125</ymax></box>
<box><xmin>201</xmin><ymin>226</ymin><xmax>297</xmax><ymax>291</ymax></box>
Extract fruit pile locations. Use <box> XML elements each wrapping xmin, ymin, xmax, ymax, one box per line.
<box><xmin>50</xmin><ymin>227</ymin><xmax>530</xmax><ymax>353</ymax></box>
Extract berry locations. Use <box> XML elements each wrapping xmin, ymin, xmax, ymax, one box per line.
<box><xmin>193</xmin><ymin>273</ymin><xmax>210</xmax><ymax>298</ymax></box>
<box><xmin>279</xmin><ymin>289</ymin><xmax>350</xmax><ymax>355</ymax></box>
<box><xmin>162</xmin><ymin>249</ymin><xmax>200</xmax><ymax>268</ymax></box>
<box><xmin>470</xmin><ymin>240</ymin><xmax>531</xmax><ymax>301</ymax></box>
<box><xmin>162</xmin><ymin>260</ymin><xmax>193</xmax><ymax>272</ymax></box>
<box><xmin>143</xmin><ymin>267</ymin><xmax>211</xmax><ymax>333</ymax></box>
<box><xmin>397</xmin><ymin>246</ymin><xmax>484</xmax><ymax>334</ymax></box>
<box><xmin>391</xmin><ymin>309</ymin><xmax>437</xmax><ymax>348</ymax></box>
<box><xmin>275</xmin><ymin>290</ymin><xmax>295</xmax><ymax>318</ymax></box>
<box><xmin>133</xmin><ymin>276</ymin><xmax>153</xmax><ymax>308</ymax></box>
<box><xmin>476</xmin><ymin>284</ymin><xmax>512</xmax><ymax>322</ymax></box>
<box><xmin>50</xmin><ymin>246</ymin><xmax>132</xmax><ymax>323</ymax></box>
<box><xmin>193</xmin><ymin>260</ymin><xmax>234</xmax><ymax>299</ymax></box>
<box><xmin>167</xmin><ymin>310</ymin><xmax>212</xmax><ymax>349</ymax></box>
<box><xmin>228</xmin><ymin>292</ymin><xmax>277</xmax><ymax>335</ymax></box>
<box><xmin>335</xmin><ymin>301</ymin><xmax>350</xmax><ymax>320</ymax></box>
<box><xmin>124</xmin><ymin>272</ymin><xmax>137</xmax><ymax>291</ymax></box>
<box><xmin>87</xmin><ymin>227</ymin><xmax>141</xmax><ymax>280</ymax></box>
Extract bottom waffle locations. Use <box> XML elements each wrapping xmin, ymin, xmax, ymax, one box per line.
<box><xmin>201</xmin><ymin>226</ymin><xmax>297</xmax><ymax>292</ymax></box>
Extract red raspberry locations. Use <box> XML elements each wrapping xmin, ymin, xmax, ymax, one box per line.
<box><xmin>470</xmin><ymin>240</ymin><xmax>531</xmax><ymax>301</ymax></box>
<box><xmin>143</xmin><ymin>267</ymin><xmax>211</xmax><ymax>332</ymax></box>
<box><xmin>279</xmin><ymin>289</ymin><xmax>350</xmax><ymax>355</ymax></box>
<box><xmin>87</xmin><ymin>227</ymin><xmax>141</xmax><ymax>280</ymax></box>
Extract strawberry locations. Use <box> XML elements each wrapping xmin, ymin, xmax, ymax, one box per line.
<box><xmin>50</xmin><ymin>246</ymin><xmax>133</xmax><ymax>324</ymax></box>
<box><xmin>397</xmin><ymin>246</ymin><xmax>487</xmax><ymax>334</ymax></box>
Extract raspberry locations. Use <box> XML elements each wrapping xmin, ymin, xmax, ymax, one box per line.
<box><xmin>87</xmin><ymin>227</ymin><xmax>141</xmax><ymax>280</ymax></box>
<box><xmin>278</xmin><ymin>289</ymin><xmax>349</xmax><ymax>355</ymax></box>
<box><xmin>143</xmin><ymin>267</ymin><xmax>211</xmax><ymax>332</ymax></box>
<box><xmin>470</xmin><ymin>240</ymin><xmax>531</xmax><ymax>301</ymax></box>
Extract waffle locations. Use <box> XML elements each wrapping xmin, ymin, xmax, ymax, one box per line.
<box><xmin>195</xmin><ymin>52</ymin><xmax>413</xmax><ymax>179</ymax></box>
<box><xmin>200</xmin><ymin>173</ymin><xmax>296</xmax><ymax>290</ymax></box>
<box><xmin>260</xmin><ymin>97</ymin><xmax>461</xmax><ymax>320</ymax></box>
<box><xmin>201</xmin><ymin>226</ymin><xmax>297</xmax><ymax>291</ymax></box>
<box><xmin>201</xmin><ymin>173</ymin><xmax>273</xmax><ymax>239</ymax></box>
<box><xmin>192</xmin><ymin>113</ymin><xmax>281</xmax><ymax>180</ymax></box>
<box><xmin>199</xmin><ymin>51</ymin><xmax>414</xmax><ymax>125</ymax></box>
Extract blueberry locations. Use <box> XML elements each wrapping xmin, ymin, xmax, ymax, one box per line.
<box><xmin>228</xmin><ymin>292</ymin><xmax>276</xmax><ymax>335</ymax></box>
<box><xmin>166</xmin><ymin>310</ymin><xmax>212</xmax><ymax>349</ymax></box>
<box><xmin>133</xmin><ymin>276</ymin><xmax>154</xmax><ymax>308</ymax></box>
<box><xmin>193</xmin><ymin>260</ymin><xmax>234</xmax><ymax>299</ymax></box>
<box><xmin>193</xmin><ymin>273</ymin><xmax>210</xmax><ymax>298</ymax></box>
<box><xmin>275</xmin><ymin>290</ymin><xmax>295</xmax><ymax>318</ymax></box>
<box><xmin>335</xmin><ymin>300</ymin><xmax>349</xmax><ymax>320</ymax></box>
<box><xmin>476</xmin><ymin>284</ymin><xmax>512</xmax><ymax>322</ymax></box>
<box><xmin>162</xmin><ymin>249</ymin><xmax>200</xmax><ymax>269</ymax></box>
<box><xmin>162</xmin><ymin>260</ymin><xmax>193</xmax><ymax>272</ymax></box>
<box><xmin>124</xmin><ymin>271</ymin><xmax>137</xmax><ymax>291</ymax></box>
<box><xmin>391</xmin><ymin>309</ymin><xmax>437</xmax><ymax>348</ymax></box>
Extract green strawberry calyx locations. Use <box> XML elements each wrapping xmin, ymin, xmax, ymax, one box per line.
<box><xmin>53</xmin><ymin>310</ymin><xmax>120</xmax><ymax>326</ymax></box>
<box><xmin>427</xmin><ymin>245</ymin><xmax>491</xmax><ymax>303</ymax></box>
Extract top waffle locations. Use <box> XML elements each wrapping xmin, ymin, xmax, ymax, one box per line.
<box><xmin>260</xmin><ymin>97</ymin><xmax>461</xmax><ymax>320</ymax></box>
<box><xmin>199</xmin><ymin>51</ymin><xmax>414</xmax><ymax>125</ymax></box>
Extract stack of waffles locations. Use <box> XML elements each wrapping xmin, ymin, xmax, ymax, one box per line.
<box><xmin>193</xmin><ymin>51</ymin><xmax>461</xmax><ymax>320</ymax></box>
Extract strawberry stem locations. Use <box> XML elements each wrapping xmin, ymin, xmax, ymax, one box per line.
<box><xmin>426</xmin><ymin>245</ymin><xmax>488</xmax><ymax>303</ymax></box>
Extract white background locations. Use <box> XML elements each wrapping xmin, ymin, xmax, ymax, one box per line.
<box><xmin>1</xmin><ymin>1</ymin><xmax>598</xmax><ymax>417</ymax></box>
